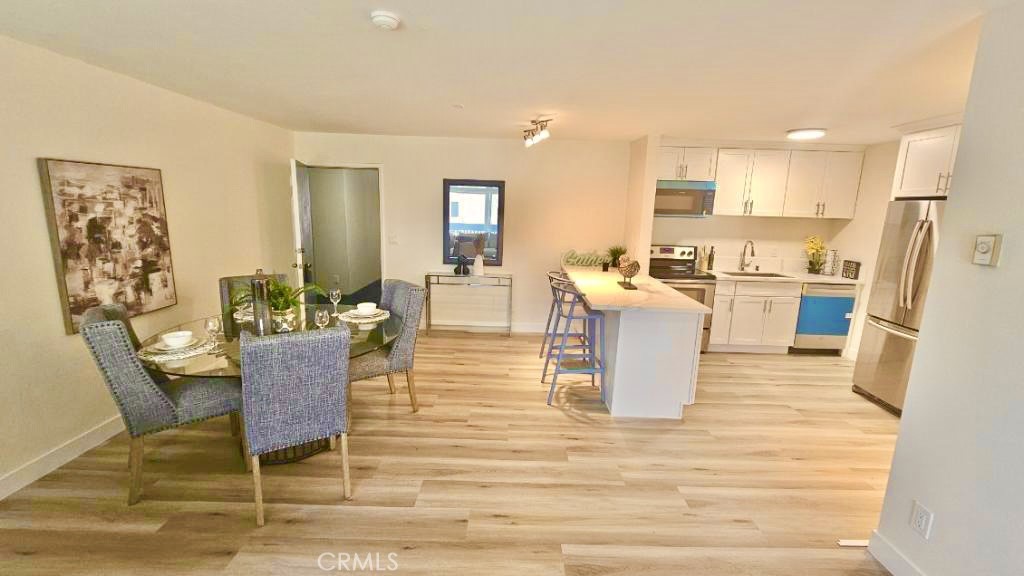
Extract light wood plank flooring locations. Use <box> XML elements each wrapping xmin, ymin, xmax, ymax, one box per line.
<box><xmin>0</xmin><ymin>332</ymin><xmax>899</xmax><ymax>575</ymax></box>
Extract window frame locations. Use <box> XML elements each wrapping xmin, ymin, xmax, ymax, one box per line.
<box><xmin>442</xmin><ymin>178</ymin><xmax>505</xmax><ymax>266</ymax></box>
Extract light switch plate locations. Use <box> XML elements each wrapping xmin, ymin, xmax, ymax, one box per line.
<box><xmin>973</xmin><ymin>234</ymin><xmax>1002</xmax><ymax>266</ymax></box>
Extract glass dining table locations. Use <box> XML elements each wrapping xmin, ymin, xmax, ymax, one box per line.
<box><xmin>138</xmin><ymin>303</ymin><xmax>403</xmax><ymax>465</ymax></box>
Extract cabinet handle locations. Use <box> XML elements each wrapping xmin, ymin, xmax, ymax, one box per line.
<box><xmin>762</xmin><ymin>300</ymin><xmax>768</xmax><ymax>313</ymax></box>
<box><xmin>729</xmin><ymin>299</ymin><xmax>734</xmax><ymax>312</ymax></box>
<box><xmin>683</xmin><ymin>164</ymin><xmax>688</xmax><ymax>179</ymax></box>
<box><xmin>944</xmin><ymin>173</ymin><xmax>952</xmax><ymax>194</ymax></box>
<box><xmin>749</xmin><ymin>199</ymin><xmax>754</xmax><ymax>214</ymax></box>
<box><xmin>935</xmin><ymin>172</ymin><xmax>946</xmax><ymax>194</ymax></box>
<box><xmin>820</xmin><ymin>202</ymin><xmax>826</xmax><ymax>217</ymax></box>
<box><xmin>815</xmin><ymin>202</ymin><xmax>821</xmax><ymax>217</ymax></box>
<box><xmin>768</xmin><ymin>299</ymin><xmax>774</xmax><ymax>313</ymax></box>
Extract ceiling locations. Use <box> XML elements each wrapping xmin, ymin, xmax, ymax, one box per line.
<box><xmin>0</xmin><ymin>0</ymin><xmax>998</xmax><ymax>144</ymax></box>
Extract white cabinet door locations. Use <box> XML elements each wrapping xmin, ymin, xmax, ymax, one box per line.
<box><xmin>709</xmin><ymin>295</ymin><xmax>734</xmax><ymax>345</ymax></box>
<box><xmin>714</xmin><ymin>149</ymin><xmax>752</xmax><ymax>215</ymax></box>
<box><xmin>783</xmin><ymin>150</ymin><xmax>827</xmax><ymax>218</ymax></box>
<box><xmin>822</xmin><ymin>151</ymin><xmax>863</xmax><ymax>219</ymax></box>
<box><xmin>761</xmin><ymin>297</ymin><xmax>801</xmax><ymax>347</ymax></box>
<box><xmin>682</xmin><ymin>147</ymin><xmax>717</xmax><ymax>181</ymax></box>
<box><xmin>748</xmin><ymin>150</ymin><xmax>790</xmax><ymax>217</ymax></box>
<box><xmin>893</xmin><ymin>126</ymin><xmax>960</xmax><ymax>198</ymax></box>
<box><xmin>728</xmin><ymin>296</ymin><xmax>767</xmax><ymax>345</ymax></box>
<box><xmin>657</xmin><ymin>147</ymin><xmax>683</xmax><ymax>180</ymax></box>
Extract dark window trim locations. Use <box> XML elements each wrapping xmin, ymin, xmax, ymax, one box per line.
<box><xmin>442</xmin><ymin>178</ymin><xmax>504</xmax><ymax>266</ymax></box>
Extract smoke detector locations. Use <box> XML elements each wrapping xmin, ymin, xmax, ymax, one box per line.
<box><xmin>370</xmin><ymin>10</ymin><xmax>401</xmax><ymax>31</ymax></box>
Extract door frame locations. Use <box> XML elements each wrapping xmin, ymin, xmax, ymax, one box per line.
<box><xmin>289</xmin><ymin>159</ymin><xmax>388</xmax><ymax>291</ymax></box>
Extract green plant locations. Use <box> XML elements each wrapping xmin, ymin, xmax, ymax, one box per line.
<box><xmin>607</xmin><ymin>245</ymin><xmax>627</xmax><ymax>267</ymax></box>
<box><xmin>231</xmin><ymin>278</ymin><xmax>325</xmax><ymax>312</ymax></box>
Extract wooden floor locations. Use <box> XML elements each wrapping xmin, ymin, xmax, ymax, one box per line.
<box><xmin>0</xmin><ymin>332</ymin><xmax>899</xmax><ymax>575</ymax></box>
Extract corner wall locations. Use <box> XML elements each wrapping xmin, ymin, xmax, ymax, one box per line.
<box><xmin>869</xmin><ymin>3</ymin><xmax>1024</xmax><ymax>574</ymax></box>
<box><xmin>0</xmin><ymin>35</ymin><xmax>295</xmax><ymax>497</ymax></box>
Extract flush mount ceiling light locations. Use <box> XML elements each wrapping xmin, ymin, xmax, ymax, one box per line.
<box><xmin>370</xmin><ymin>10</ymin><xmax>401</xmax><ymax>30</ymax></box>
<box><xmin>786</xmin><ymin>128</ymin><xmax>827</xmax><ymax>141</ymax></box>
<box><xmin>523</xmin><ymin>119</ymin><xmax>553</xmax><ymax>148</ymax></box>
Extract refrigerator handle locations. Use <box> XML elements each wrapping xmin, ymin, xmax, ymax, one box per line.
<box><xmin>899</xmin><ymin>220</ymin><xmax>925</xmax><ymax>309</ymax></box>
<box><xmin>905</xmin><ymin>219</ymin><xmax>932</xmax><ymax>310</ymax></box>
<box><xmin>867</xmin><ymin>317</ymin><xmax>919</xmax><ymax>342</ymax></box>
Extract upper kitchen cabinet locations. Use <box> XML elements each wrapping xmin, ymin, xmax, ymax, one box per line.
<box><xmin>783</xmin><ymin>150</ymin><xmax>863</xmax><ymax>219</ymax></box>
<box><xmin>892</xmin><ymin>125</ymin><xmax>961</xmax><ymax>198</ymax></box>
<box><xmin>747</xmin><ymin>150</ymin><xmax>790</xmax><ymax>217</ymax></box>
<box><xmin>657</xmin><ymin>146</ymin><xmax>718</xmax><ymax>181</ymax></box>
<box><xmin>714</xmin><ymin>149</ymin><xmax>754</xmax><ymax>215</ymax></box>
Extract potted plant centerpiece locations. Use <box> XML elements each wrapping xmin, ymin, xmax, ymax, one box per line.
<box><xmin>607</xmin><ymin>245</ymin><xmax>627</xmax><ymax>268</ymax></box>
<box><xmin>232</xmin><ymin>278</ymin><xmax>325</xmax><ymax>332</ymax></box>
<box><xmin>805</xmin><ymin>235</ymin><xmax>827</xmax><ymax>275</ymax></box>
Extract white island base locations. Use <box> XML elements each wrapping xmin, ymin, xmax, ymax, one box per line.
<box><xmin>563</xmin><ymin>267</ymin><xmax>709</xmax><ymax>419</ymax></box>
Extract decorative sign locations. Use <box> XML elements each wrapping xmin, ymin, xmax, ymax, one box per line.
<box><xmin>561</xmin><ymin>249</ymin><xmax>611</xmax><ymax>267</ymax></box>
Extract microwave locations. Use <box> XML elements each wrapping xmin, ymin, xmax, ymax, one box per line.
<box><xmin>654</xmin><ymin>180</ymin><xmax>716</xmax><ymax>217</ymax></box>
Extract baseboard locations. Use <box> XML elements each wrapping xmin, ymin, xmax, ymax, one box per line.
<box><xmin>424</xmin><ymin>322</ymin><xmax>546</xmax><ymax>334</ymax></box>
<box><xmin>706</xmin><ymin>344</ymin><xmax>790</xmax><ymax>354</ymax></box>
<box><xmin>0</xmin><ymin>415</ymin><xmax>124</xmax><ymax>501</ymax></box>
<box><xmin>869</xmin><ymin>530</ymin><xmax>926</xmax><ymax>576</ymax></box>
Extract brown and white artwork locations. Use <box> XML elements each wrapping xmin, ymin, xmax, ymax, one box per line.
<box><xmin>40</xmin><ymin>159</ymin><xmax>177</xmax><ymax>333</ymax></box>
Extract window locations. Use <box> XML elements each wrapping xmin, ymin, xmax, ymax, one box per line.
<box><xmin>442</xmin><ymin>179</ymin><xmax>504</xmax><ymax>266</ymax></box>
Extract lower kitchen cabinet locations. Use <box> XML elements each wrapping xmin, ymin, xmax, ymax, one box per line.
<box><xmin>709</xmin><ymin>295</ymin><xmax>735</xmax><ymax>345</ymax></box>
<box><xmin>761</xmin><ymin>297</ymin><xmax>801</xmax><ymax>346</ymax></box>
<box><xmin>709</xmin><ymin>282</ymin><xmax>802</xmax><ymax>350</ymax></box>
<box><xmin>728</xmin><ymin>296</ymin><xmax>768</xmax><ymax>345</ymax></box>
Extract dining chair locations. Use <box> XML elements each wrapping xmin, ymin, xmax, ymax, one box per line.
<box><xmin>240</xmin><ymin>328</ymin><xmax>352</xmax><ymax>526</ymax></box>
<box><xmin>80</xmin><ymin>305</ymin><xmax>243</xmax><ymax>506</ymax></box>
<box><xmin>218</xmin><ymin>273</ymin><xmax>288</xmax><ymax>336</ymax></box>
<box><xmin>542</xmin><ymin>280</ymin><xmax>605</xmax><ymax>406</ymax></box>
<box><xmin>348</xmin><ymin>279</ymin><xmax>425</xmax><ymax>412</ymax></box>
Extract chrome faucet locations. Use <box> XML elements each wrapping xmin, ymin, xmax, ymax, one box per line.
<box><xmin>740</xmin><ymin>241</ymin><xmax>756</xmax><ymax>271</ymax></box>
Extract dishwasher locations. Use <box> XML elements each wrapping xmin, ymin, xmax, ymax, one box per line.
<box><xmin>794</xmin><ymin>283</ymin><xmax>857</xmax><ymax>351</ymax></box>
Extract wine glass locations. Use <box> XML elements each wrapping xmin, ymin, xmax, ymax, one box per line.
<box><xmin>328</xmin><ymin>288</ymin><xmax>342</xmax><ymax>316</ymax></box>
<box><xmin>314</xmin><ymin>308</ymin><xmax>331</xmax><ymax>329</ymax></box>
<box><xmin>204</xmin><ymin>316</ymin><xmax>223</xmax><ymax>341</ymax></box>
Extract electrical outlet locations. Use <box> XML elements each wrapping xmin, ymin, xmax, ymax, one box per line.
<box><xmin>910</xmin><ymin>500</ymin><xmax>934</xmax><ymax>540</ymax></box>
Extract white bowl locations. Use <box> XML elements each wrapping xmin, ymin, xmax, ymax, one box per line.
<box><xmin>356</xmin><ymin>302</ymin><xmax>378</xmax><ymax>315</ymax></box>
<box><xmin>160</xmin><ymin>330</ymin><xmax>193</xmax><ymax>349</ymax></box>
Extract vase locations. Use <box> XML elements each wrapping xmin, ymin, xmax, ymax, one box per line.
<box><xmin>271</xmin><ymin>309</ymin><xmax>296</xmax><ymax>333</ymax></box>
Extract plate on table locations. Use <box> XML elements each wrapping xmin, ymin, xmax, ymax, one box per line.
<box><xmin>339</xmin><ymin>309</ymin><xmax>390</xmax><ymax>324</ymax></box>
<box><xmin>150</xmin><ymin>336</ymin><xmax>201</xmax><ymax>352</ymax></box>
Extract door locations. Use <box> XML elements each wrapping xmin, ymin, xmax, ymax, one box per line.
<box><xmin>902</xmin><ymin>201</ymin><xmax>943</xmax><ymax>330</ymax></box>
<box><xmin>714</xmin><ymin>149</ymin><xmax>752</xmax><ymax>215</ymax></box>
<box><xmin>709</xmin><ymin>295</ymin><xmax>733</xmax><ymax>344</ymax></box>
<box><xmin>783</xmin><ymin>150</ymin><xmax>827</xmax><ymax>218</ymax></box>
<box><xmin>657</xmin><ymin>147</ymin><xmax>683</xmax><ymax>180</ymax></box>
<box><xmin>748</xmin><ymin>150</ymin><xmax>790</xmax><ymax>216</ymax></box>
<box><xmin>866</xmin><ymin>200</ymin><xmax>930</xmax><ymax>326</ymax></box>
<box><xmin>682</xmin><ymin>147</ymin><xmax>717</xmax><ymax>181</ymax></box>
<box><xmin>290</xmin><ymin>159</ymin><xmax>313</xmax><ymax>287</ymax></box>
<box><xmin>762</xmin><ymin>297</ymin><xmax>800</xmax><ymax>346</ymax></box>
<box><xmin>893</xmin><ymin>126</ymin><xmax>959</xmax><ymax>198</ymax></box>
<box><xmin>853</xmin><ymin>316</ymin><xmax>919</xmax><ymax>413</ymax></box>
<box><xmin>822</xmin><ymin>151</ymin><xmax>864</xmax><ymax>219</ymax></box>
<box><xmin>728</xmin><ymin>296</ymin><xmax>767</xmax><ymax>345</ymax></box>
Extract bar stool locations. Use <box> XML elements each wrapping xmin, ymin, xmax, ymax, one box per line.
<box><xmin>539</xmin><ymin>271</ymin><xmax>574</xmax><ymax>358</ymax></box>
<box><xmin>542</xmin><ymin>280</ymin><xmax>605</xmax><ymax>406</ymax></box>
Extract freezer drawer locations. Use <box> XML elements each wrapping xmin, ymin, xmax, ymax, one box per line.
<box><xmin>852</xmin><ymin>316</ymin><xmax>919</xmax><ymax>414</ymax></box>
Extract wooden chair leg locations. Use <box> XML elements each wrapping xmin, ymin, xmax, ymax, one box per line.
<box><xmin>406</xmin><ymin>370</ymin><xmax>419</xmax><ymax>413</ymax></box>
<box><xmin>128</xmin><ymin>436</ymin><xmax>144</xmax><ymax>506</ymax></box>
<box><xmin>251</xmin><ymin>455</ymin><xmax>264</xmax><ymax>527</ymax></box>
<box><xmin>329</xmin><ymin>435</ymin><xmax>337</xmax><ymax>451</ymax></box>
<box><xmin>340</xmin><ymin>433</ymin><xmax>352</xmax><ymax>500</ymax></box>
<box><xmin>242</xmin><ymin>430</ymin><xmax>252</xmax><ymax>472</ymax></box>
<box><xmin>229</xmin><ymin>412</ymin><xmax>241</xmax><ymax>437</ymax></box>
<box><xmin>385</xmin><ymin>373</ymin><xmax>396</xmax><ymax>394</ymax></box>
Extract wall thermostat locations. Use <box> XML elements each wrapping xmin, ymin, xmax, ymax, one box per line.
<box><xmin>972</xmin><ymin>234</ymin><xmax>1002</xmax><ymax>266</ymax></box>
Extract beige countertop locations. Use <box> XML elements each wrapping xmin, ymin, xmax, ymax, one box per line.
<box><xmin>712</xmin><ymin>270</ymin><xmax>862</xmax><ymax>286</ymax></box>
<box><xmin>563</xmin><ymin>267</ymin><xmax>711</xmax><ymax>313</ymax></box>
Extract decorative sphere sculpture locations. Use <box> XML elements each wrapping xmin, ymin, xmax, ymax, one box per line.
<box><xmin>617</xmin><ymin>255</ymin><xmax>641</xmax><ymax>290</ymax></box>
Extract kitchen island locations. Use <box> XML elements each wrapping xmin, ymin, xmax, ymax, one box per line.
<box><xmin>563</xmin><ymin>267</ymin><xmax>710</xmax><ymax>418</ymax></box>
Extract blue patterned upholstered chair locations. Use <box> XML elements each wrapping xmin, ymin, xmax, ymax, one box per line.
<box><xmin>348</xmin><ymin>280</ymin><xmax>425</xmax><ymax>412</ymax></box>
<box><xmin>240</xmin><ymin>327</ymin><xmax>352</xmax><ymax>526</ymax></box>
<box><xmin>80</xmin><ymin>305</ymin><xmax>243</xmax><ymax>505</ymax></box>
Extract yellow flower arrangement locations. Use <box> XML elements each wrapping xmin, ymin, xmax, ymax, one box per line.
<box><xmin>805</xmin><ymin>235</ymin><xmax>827</xmax><ymax>274</ymax></box>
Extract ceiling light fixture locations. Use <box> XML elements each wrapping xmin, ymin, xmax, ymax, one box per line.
<box><xmin>370</xmin><ymin>10</ymin><xmax>401</xmax><ymax>30</ymax></box>
<box><xmin>786</xmin><ymin>128</ymin><xmax>827</xmax><ymax>141</ymax></box>
<box><xmin>523</xmin><ymin>119</ymin><xmax>553</xmax><ymax>148</ymax></box>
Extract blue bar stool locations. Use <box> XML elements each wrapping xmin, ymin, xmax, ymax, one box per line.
<box><xmin>542</xmin><ymin>280</ymin><xmax>605</xmax><ymax>406</ymax></box>
<box><xmin>539</xmin><ymin>271</ymin><xmax>574</xmax><ymax>358</ymax></box>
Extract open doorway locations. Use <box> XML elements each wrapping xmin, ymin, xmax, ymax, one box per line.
<box><xmin>291</xmin><ymin>160</ymin><xmax>382</xmax><ymax>304</ymax></box>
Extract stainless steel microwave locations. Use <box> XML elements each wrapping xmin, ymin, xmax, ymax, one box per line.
<box><xmin>654</xmin><ymin>180</ymin><xmax>716</xmax><ymax>217</ymax></box>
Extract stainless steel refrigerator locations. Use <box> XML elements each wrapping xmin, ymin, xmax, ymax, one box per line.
<box><xmin>853</xmin><ymin>197</ymin><xmax>944</xmax><ymax>415</ymax></box>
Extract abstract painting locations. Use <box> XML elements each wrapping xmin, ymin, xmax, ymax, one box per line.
<box><xmin>39</xmin><ymin>159</ymin><xmax>177</xmax><ymax>333</ymax></box>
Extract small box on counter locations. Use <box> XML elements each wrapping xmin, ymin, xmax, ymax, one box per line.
<box><xmin>841</xmin><ymin>260</ymin><xmax>861</xmax><ymax>280</ymax></box>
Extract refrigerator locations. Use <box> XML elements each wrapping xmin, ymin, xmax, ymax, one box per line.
<box><xmin>853</xmin><ymin>197</ymin><xmax>944</xmax><ymax>415</ymax></box>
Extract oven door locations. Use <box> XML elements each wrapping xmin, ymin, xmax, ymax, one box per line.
<box><xmin>663</xmin><ymin>281</ymin><xmax>715</xmax><ymax>351</ymax></box>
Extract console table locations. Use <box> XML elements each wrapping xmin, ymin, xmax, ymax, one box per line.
<box><xmin>424</xmin><ymin>272</ymin><xmax>513</xmax><ymax>336</ymax></box>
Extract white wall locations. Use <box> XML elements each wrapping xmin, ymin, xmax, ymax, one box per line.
<box><xmin>829</xmin><ymin>141</ymin><xmax>900</xmax><ymax>358</ymax></box>
<box><xmin>294</xmin><ymin>133</ymin><xmax>630</xmax><ymax>332</ymax></box>
<box><xmin>869</xmin><ymin>3</ymin><xmax>1024</xmax><ymax>574</ymax></box>
<box><xmin>0</xmin><ymin>36</ymin><xmax>294</xmax><ymax>496</ymax></box>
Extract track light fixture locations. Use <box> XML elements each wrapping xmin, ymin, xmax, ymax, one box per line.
<box><xmin>523</xmin><ymin>119</ymin><xmax>552</xmax><ymax>148</ymax></box>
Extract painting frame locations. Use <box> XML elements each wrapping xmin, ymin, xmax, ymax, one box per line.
<box><xmin>39</xmin><ymin>158</ymin><xmax>178</xmax><ymax>334</ymax></box>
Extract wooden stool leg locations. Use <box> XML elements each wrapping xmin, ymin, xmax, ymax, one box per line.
<box><xmin>229</xmin><ymin>412</ymin><xmax>241</xmax><ymax>437</ymax></box>
<box><xmin>340</xmin><ymin>433</ymin><xmax>352</xmax><ymax>500</ymax></box>
<box><xmin>251</xmin><ymin>455</ymin><xmax>264</xmax><ymax>527</ymax></box>
<box><xmin>385</xmin><ymin>373</ymin><xmax>397</xmax><ymax>394</ymax></box>
<box><xmin>329</xmin><ymin>435</ymin><xmax>337</xmax><ymax>451</ymax></box>
<box><xmin>405</xmin><ymin>370</ymin><xmax>419</xmax><ymax>413</ymax></box>
<box><xmin>128</xmin><ymin>436</ymin><xmax>144</xmax><ymax>506</ymax></box>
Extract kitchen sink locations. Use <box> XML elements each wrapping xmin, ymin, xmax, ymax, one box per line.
<box><xmin>719</xmin><ymin>271</ymin><xmax>794</xmax><ymax>278</ymax></box>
